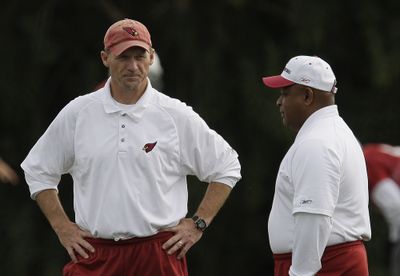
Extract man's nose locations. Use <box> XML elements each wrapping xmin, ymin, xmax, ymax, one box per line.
<box><xmin>127</xmin><ymin>58</ymin><xmax>139</xmax><ymax>70</ymax></box>
<box><xmin>276</xmin><ymin>96</ymin><xmax>282</xmax><ymax>107</ymax></box>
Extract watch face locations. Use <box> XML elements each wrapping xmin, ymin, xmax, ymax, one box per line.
<box><xmin>196</xmin><ymin>219</ymin><xmax>207</xmax><ymax>230</ymax></box>
<box><xmin>192</xmin><ymin>215</ymin><xmax>207</xmax><ymax>231</ymax></box>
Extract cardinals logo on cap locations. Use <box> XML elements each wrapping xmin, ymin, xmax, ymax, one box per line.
<box><xmin>143</xmin><ymin>142</ymin><xmax>157</xmax><ymax>153</ymax></box>
<box><xmin>123</xmin><ymin>27</ymin><xmax>138</xmax><ymax>37</ymax></box>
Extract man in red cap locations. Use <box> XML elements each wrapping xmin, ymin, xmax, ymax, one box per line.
<box><xmin>363</xmin><ymin>143</ymin><xmax>400</xmax><ymax>276</ymax></box>
<box><xmin>262</xmin><ymin>55</ymin><xmax>371</xmax><ymax>275</ymax></box>
<box><xmin>21</xmin><ymin>19</ymin><xmax>241</xmax><ymax>275</ymax></box>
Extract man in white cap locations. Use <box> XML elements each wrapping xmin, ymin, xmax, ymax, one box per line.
<box><xmin>21</xmin><ymin>18</ymin><xmax>241</xmax><ymax>275</ymax></box>
<box><xmin>262</xmin><ymin>55</ymin><xmax>371</xmax><ymax>275</ymax></box>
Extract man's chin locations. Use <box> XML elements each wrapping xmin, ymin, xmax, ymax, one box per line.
<box><xmin>124</xmin><ymin>79</ymin><xmax>140</xmax><ymax>88</ymax></box>
<box><xmin>124</xmin><ymin>78</ymin><xmax>139</xmax><ymax>86</ymax></box>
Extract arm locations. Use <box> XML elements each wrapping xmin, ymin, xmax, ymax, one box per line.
<box><xmin>193</xmin><ymin>181</ymin><xmax>232</xmax><ymax>225</ymax></box>
<box><xmin>21</xmin><ymin>99</ymin><xmax>94</xmax><ymax>262</ymax></box>
<box><xmin>0</xmin><ymin>158</ymin><xmax>19</xmax><ymax>185</ymax></box>
<box><xmin>36</xmin><ymin>189</ymin><xmax>95</xmax><ymax>263</ymax></box>
<box><xmin>162</xmin><ymin>105</ymin><xmax>240</xmax><ymax>259</ymax></box>
<box><xmin>290</xmin><ymin>212</ymin><xmax>332</xmax><ymax>276</ymax></box>
<box><xmin>371</xmin><ymin>178</ymin><xmax>400</xmax><ymax>242</ymax></box>
<box><xmin>289</xmin><ymin>141</ymin><xmax>339</xmax><ymax>274</ymax></box>
<box><xmin>162</xmin><ymin>182</ymin><xmax>232</xmax><ymax>259</ymax></box>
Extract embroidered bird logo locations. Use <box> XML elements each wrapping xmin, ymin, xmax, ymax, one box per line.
<box><xmin>123</xmin><ymin>27</ymin><xmax>138</xmax><ymax>37</ymax></box>
<box><xmin>142</xmin><ymin>142</ymin><xmax>157</xmax><ymax>153</ymax></box>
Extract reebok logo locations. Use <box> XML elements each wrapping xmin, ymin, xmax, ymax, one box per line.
<box><xmin>300</xmin><ymin>199</ymin><xmax>312</xmax><ymax>205</ymax></box>
<box><xmin>142</xmin><ymin>142</ymin><xmax>157</xmax><ymax>153</ymax></box>
<box><xmin>299</xmin><ymin>77</ymin><xmax>311</xmax><ymax>84</ymax></box>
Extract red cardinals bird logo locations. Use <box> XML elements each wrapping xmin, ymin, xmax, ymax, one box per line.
<box><xmin>142</xmin><ymin>142</ymin><xmax>157</xmax><ymax>153</ymax></box>
<box><xmin>123</xmin><ymin>27</ymin><xmax>138</xmax><ymax>37</ymax></box>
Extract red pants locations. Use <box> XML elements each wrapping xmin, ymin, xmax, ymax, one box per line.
<box><xmin>273</xmin><ymin>240</ymin><xmax>369</xmax><ymax>276</ymax></box>
<box><xmin>63</xmin><ymin>232</ymin><xmax>188</xmax><ymax>276</ymax></box>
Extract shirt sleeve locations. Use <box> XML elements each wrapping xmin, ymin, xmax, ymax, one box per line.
<box><xmin>290</xmin><ymin>212</ymin><xmax>333</xmax><ymax>276</ymax></box>
<box><xmin>177</xmin><ymin>110</ymin><xmax>241</xmax><ymax>188</ymax></box>
<box><xmin>291</xmin><ymin>139</ymin><xmax>341</xmax><ymax>217</ymax></box>
<box><xmin>21</xmin><ymin>101</ymin><xmax>77</xmax><ymax>199</ymax></box>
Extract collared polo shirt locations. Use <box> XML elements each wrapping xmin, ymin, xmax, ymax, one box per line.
<box><xmin>268</xmin><ymin>105</ymin><xmax>371</xmax><ymax>254</ymax></box>
<box><xmin>21</xmin><ymin>78</ymin><xmax>241</xmax><ymax>240</ymax></box>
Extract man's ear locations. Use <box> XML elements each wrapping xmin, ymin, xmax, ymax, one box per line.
<box><xmin>149</xmin><ymin>48</ymin><xmax>155</xmax><ymax>65</ymax></box>
<box><xmin>100</xmin><ymin>50</ymin><xmax>109</xmax><ymax>67</ymax></box>
<box><xmin>303</xmin><ymin>87</ymin><xmax>314</xmax><ymax>105</ymax></box>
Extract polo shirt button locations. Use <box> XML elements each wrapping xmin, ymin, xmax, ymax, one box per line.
<box><xmin>121</xmin><ymin>138</ymin><xmax>125</xmax><ymax>142</ymax></box>
<box><xmin>121</xmin><ymin>124</ymin><xmax>125</xmax><ymax>128</ymax></box>
<box><xmin>122</xmin><ymin>113</ymin><xmax>126</xmax><ymax>117</ymax></box>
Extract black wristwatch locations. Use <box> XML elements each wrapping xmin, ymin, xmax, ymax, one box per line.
<box><xmin>192</xmin><ymin>215</ymin><xmax>207</xmax><ymax>231</ymax></box>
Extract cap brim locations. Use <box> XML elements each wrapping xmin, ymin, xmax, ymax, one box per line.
<box><xmin>262</xmin><ymin>75</ymin><xmax>294</xmax><ymax>88</ymax></box>
<box><xmin>110</xmin><ymin>40</ymin><xmax>151</xmax><ymax>56</ymax></box>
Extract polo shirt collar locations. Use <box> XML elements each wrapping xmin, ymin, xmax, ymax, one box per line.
<box><xmin>296</xmin><ymin>105</ymin><xmax>339</xmax><ymax>139</ymax></box>
<box><xmin>101</xmin><ymin>77</ymin><xmax>154</xmax><ymax>121</ymax></box>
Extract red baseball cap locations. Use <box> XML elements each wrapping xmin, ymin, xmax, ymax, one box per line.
<box><xmin>104</xmin><ymin>19</ymin><xmax>152</xmax><ymax>56</ymax></box>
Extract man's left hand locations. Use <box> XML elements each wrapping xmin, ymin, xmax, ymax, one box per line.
<box><xmin>161</xmin><ymin>218</ymin><xmax>203</xmax><ymax>259</ymax></box>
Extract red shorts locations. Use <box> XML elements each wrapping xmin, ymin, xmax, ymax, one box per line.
<box><xmin>63</xmin><ymin>231</ymin><xmax>188</xmax><ymax>276</ymax></box>
<box><xmin>273</xmin><ymin>240</ymin><xmax>369</xmax><ymax>276</ymax></box>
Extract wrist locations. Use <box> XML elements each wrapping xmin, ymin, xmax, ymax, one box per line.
<box><xmin>191</xmin><ymin>215</ymin><xmax>207</xmax><ymax>232</ymax></box>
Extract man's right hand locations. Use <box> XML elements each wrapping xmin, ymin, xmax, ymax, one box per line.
<box><xmin>35</xmin><ymin>189</ymin><xmax>95</xmax><ymax>263</ymax></box>
<box><xmin>55</xmin><ymin>221</ymin><xmax>95</xmax><ymax>263</ymax></box>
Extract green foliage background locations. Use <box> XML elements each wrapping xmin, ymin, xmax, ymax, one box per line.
<box><xmin>1</xmin><ymin>0</ymin><xmax>399</xmax><ymax>275</ymax></box>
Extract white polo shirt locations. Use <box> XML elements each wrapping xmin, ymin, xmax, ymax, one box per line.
<box><xmin>268</xmin><ymin>105</ymin><xmax>371</xmax><ymax>254</ymax></box>
<box><xmin>21</xmin><ymin>78</ymin><xmax>241</xmax><ymax>240</ymax></box>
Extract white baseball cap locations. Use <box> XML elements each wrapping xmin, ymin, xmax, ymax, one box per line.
<box><xmin>262</xmin><ymin>55</ymin><xmax>338</xmax><ymax>93</ymax></box>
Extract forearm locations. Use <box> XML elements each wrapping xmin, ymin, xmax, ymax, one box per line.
<box><xmin>290</xmin><ymin>212</ymin><xmax>332</xmax><ymax>276</ymax></box>
<box><xmin>0</xmin><ymin>158</ymin><xmax>19</xmax><ymax>185</ymax></box>
<box><xmin>36</xmin><ymin>189</ymin><xmax>72</xmax><ymax>234</ymax></box>
<box><xmin>193</xmin><ymin>182</ymin><xmax>232</xmax><ymax>225</ymax></box>
<box><xmin>36</xmin><ymin>189</ymin><xmax>94</xmax><ymax>262</ymax></box>
<box><xmin>161</xmin><ymin>182</ymin><xmax>232</xmax><ymax>258</ymax></box>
